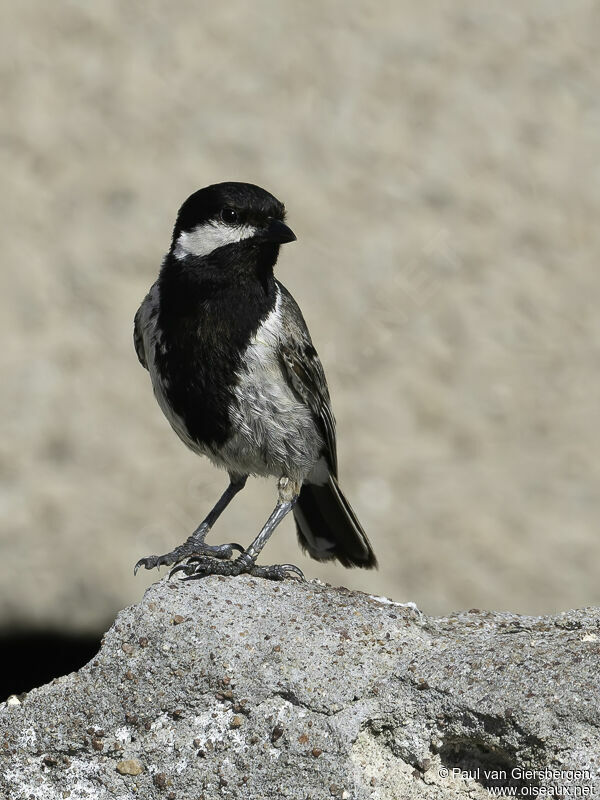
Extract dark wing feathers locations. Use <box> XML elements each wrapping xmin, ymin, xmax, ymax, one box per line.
<box><xmin>277</xmin><ymin>284</ymin><xmax>377</xmax><ymax>569</ymax></box>
<box><xmin>133</xmin><ymin>304</ymin><xmax>148</xmax><ymax>370</ymax></box>
<box><xmin>277</xmin><ymin>284</ymin><xmax>338</xmax><ymax>476</ymax></box>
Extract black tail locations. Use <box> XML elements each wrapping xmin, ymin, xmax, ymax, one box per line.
<box><xmin>293</xmin><ymin>475</ymin><xmax>377</xmax><ymax>569</ymax></box>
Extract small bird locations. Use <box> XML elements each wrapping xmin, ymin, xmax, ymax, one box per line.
<box><xmin>134</xmin><ymin>182</ymin><xmax>376</xmax><ymax>580</ymax></box>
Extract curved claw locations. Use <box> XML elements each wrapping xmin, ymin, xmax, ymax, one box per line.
<box><xmin>281</xmin><ymin>564</ymin><xmax>306</xmax><ymax>581</ymax></box>
<box><xmin>186</xmin><ymin>542</ymin><xmax>245</xmax><ymax>563</ymax></box>
<box><xmin>179</xmin><ymin>556</ymin><xmax>236</xmax><ymax>580</ymax></box>
<box><xmin>134</xmin><ymin>556</ymin><xmax>164</xmax><ymax>575</ymax></box>
<box><xmin>249</xmin><ymin>563</ymin><xmax>306</xmax><ymax>582</ymax></box>
<box><xmin>168</xmin><ymin>562</ymin><xmax>198</xmax><ymax>580</ymax></box>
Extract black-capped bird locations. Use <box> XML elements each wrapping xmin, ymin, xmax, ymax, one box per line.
<box><xmin>134</xmin><ymin>182</ymin><xmax>376</xmax><ymax>580</ymax></box>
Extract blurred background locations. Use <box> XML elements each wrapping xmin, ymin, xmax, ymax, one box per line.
<box><xmin>2</xmin><ymin>1</ymin><xmax>599</xmax><ymax>691</ymax></box>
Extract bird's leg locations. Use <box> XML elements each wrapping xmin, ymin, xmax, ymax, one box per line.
<box><xmin>134</xmin><ymin>474</ymin><xmax>248</xmax><ymax>574</ymax></box>
<box><xmin>172</xmin><ymin>477</ymin><xmax>304</xmax><ymax>581</ymax></box>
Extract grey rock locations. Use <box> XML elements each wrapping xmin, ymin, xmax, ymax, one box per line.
<box><xmin>1</xmin><ymin>577</ymin><xmax>598</xmax><ymax>799</ymax></box>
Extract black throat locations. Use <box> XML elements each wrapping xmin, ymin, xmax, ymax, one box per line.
<box><xmin>154</xmin><ymin>242</ymin><xmax>279</xmax><ymax>448</ymax></box>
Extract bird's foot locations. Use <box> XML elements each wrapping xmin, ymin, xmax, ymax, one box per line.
<box><xmin>134</xmin><ymin>532</ymin><xmax>244</xmax><ymax>575</ymax></box>
<box><xmin>249</xmin><ymin>562</ymin><xmax>305</xmax><ymax>581</ymax></box>
<box><xmin>170</xmin><ymin>553</ymin><xmax>305</xmax><ymax>582</ymax></box>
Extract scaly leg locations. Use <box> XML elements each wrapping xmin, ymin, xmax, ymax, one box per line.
<box><xmin>171</xmin><ymin>477</ymin><xmax>304</xmax><ymax>581</ymax></box>
<box><xmin>134</xmin><ymin>474</ymin><xmax>248</xmax><ymax>574</ymax></box>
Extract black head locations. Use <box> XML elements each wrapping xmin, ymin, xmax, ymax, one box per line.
<box><xmin>170</xmin><ymin>182</ymin><xmax>296</xmax><ymax>260</ymax></box>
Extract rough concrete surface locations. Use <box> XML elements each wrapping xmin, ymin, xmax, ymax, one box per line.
<box><xmin>1</xmin><ymin>576</ymin><xmax>598</xmax><ymax>799</ymax></box>
<box><xmin>2</xmin><ymin>2</ymin><xmax>600</xmax><ymax>633</ymax></box>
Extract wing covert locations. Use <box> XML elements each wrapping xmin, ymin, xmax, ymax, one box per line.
<box><xmin>134</xmin><ymin>303</ymin><xmax>148</xmax><ymax>370</ymax></box>
<box><xmin>277</xmin><ymin>284</ymin><xmax>338</xmax><ymax>476</ymax></box>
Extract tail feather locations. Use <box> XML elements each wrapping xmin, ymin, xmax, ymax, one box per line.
<box><xmin>293</xmin><ymin>475</ymin><xmax>377</xmax><ymax>569</ymax></box>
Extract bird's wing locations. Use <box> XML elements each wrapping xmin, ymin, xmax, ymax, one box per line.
<box><xmin>133</xmin><ymin>302</ymin><xmax>149</xmax><ymax>370</ymax></box>
<box><xmin>277</xmin><ymin>283</ymin><xmax>338</xmax><ymax>476</ymax></box>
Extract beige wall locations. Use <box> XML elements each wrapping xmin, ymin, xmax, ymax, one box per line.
<box><xmin>2</xmin><ymin>2</ymin><xmax>599</xmax><ymax>630</ymax></box>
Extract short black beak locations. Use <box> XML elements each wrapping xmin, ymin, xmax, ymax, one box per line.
<box><xmin>264</xmin><ymin>217</ymin><xmax>297</xmax><ymax>244</ymax></box>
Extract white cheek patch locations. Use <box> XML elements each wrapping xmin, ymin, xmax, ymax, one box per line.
<box><xmin>174</xmin><ymin>220</ymin><xmax>258</xmax><ymax>260</ymax></box>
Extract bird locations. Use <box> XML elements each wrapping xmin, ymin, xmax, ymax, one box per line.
<box><xmin>133</xmin><ymin>182</ymin><xmax>376</xmax><ymax>581</ymax></box>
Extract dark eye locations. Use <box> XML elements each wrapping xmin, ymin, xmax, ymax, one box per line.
<box><xmin>220</xmin><ymin>207</ymin><xmax>238</xmax><ymax>224</ymax></box>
